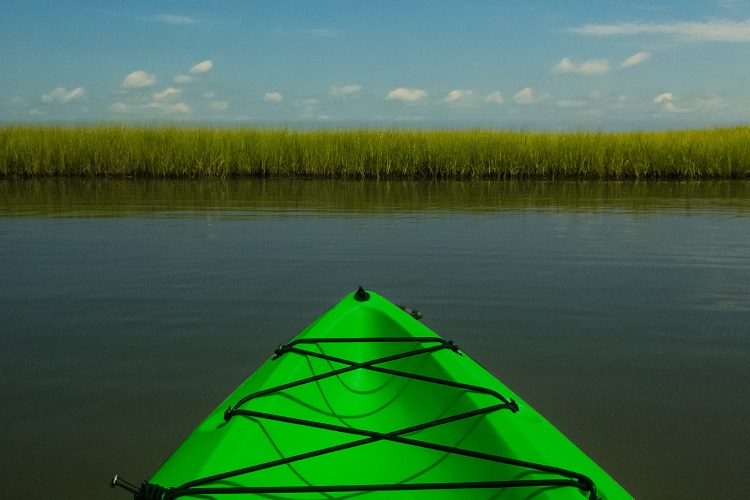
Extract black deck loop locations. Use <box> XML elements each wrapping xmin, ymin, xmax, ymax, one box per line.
<box><xmin>508</xmin><ymin>398</ymin><xmax>519</xmax><ymax>413</ymax></box>
<box><xmin>271</xmin><ymin>344</ymin><xmax>286</xmax><ymax>360</ymax></box>
<box><xmin>133</xmin><ymin>482</ymin><xmax>170</xmax><ymax>500</ymax></box>
<box><xmin>446</xmin><ymin>339</ymin><xmax>462</xmax><ymax>355</ymax></box>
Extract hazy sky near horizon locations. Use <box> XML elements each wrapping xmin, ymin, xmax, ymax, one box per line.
<box><xmin>2</xmin><ymin>0</ymin><xmax>750</xmax><ymax>130</ymax></box>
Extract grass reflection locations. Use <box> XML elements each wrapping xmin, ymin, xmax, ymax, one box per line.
<box><xmin>1</xmin><ymin>178</ymin><xmax>748</xmax><ymax>218</ymax></box>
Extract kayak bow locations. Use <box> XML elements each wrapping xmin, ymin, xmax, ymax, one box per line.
<box><xmin>114</xmin><ymin>288</ymin><xmax>632</xmax><ymax>499</ymax></box>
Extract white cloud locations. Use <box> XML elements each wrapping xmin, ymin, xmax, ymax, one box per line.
<box><xmin>513</xmin><ymin>88</ymin><xmax>533</xmax><ymax>104</ymax></box>
<box><xmin>394</xmin><ymin>115</ymin><xmax>425</xmax><ymax>122</ymax></box>
<box><xmin>667</xmin><ymin>102</ymin><xmax>689</xmax><ymax>112</ymax></box>
<box><xmin>174</xmin><ymin>74</ymin><xmax>192</xmax><ymax>84</ymax></box>
<box><xmin>621</xmin><ymin>51</ymin><xmax>651</xmax><ymax>68</ymax></box>
<box><xmin>209</xmin><ymin>101</ymin><xmax>229</xmax><ymax>111</ymax></box>
<box><xmin>513</xmin><ymin>87</ymin><xmax>537</xmax><ymax>104</ymax></box>
<box><xmin>41</xmin><ymin>86</ymin><xmax>85</xmax><ymax>103</ymax></box>
<box><xmin>386</xmin><ymin>87</ymin><xmax>427</xmax><ymax>103</ymax></box>
<box><xmin>654</xmin><ymin>92</ymin><xmax>674</xmax><ymax>104</ymax></box>
<box><xmin>298</xmin><ymin>98</ymin><xmax>320</xmax><ymax>118</ymax></box>
<box><xmin>146</xmin><ymin>102</ymin><xmax>191</xmax><ymax>113</ymax></box>
<box><xmin>553</xmin><ymin>57</ymin><xmax>610</xmax><ymax>74</ymax></box>
<box><xmin>203</xmin><ymin>91</ymin><xmax>216</xmax><ymax>99</ymax></box>
<box><xmin>571</xmin><ymin>19</ymin><xmax>750</xmax><ymax>42</ymax></box>
<box><xmin>485</xmin><ymin>91</ymin><xmax>504</xmax><ymax>104</ymax></box>
<box><xmin>557</xmin><ymin>99</ymin><xmax>589</xmax><ymax>108</ymax></box>
<box><xmin>553</xmin><ymin>58</ymin><xmax>575</xmax><ymax>73</ymax></box>
<box><xmin>653</xmin><ymin>93</ymin><xmax>690</xmax><ymax>112</ymax></box>
<box><xmin>719</xmin><ymin>0</ymin><xmax>742</xmax><ymax>11</ymax></box>
<box><xmin>189</xmin><ymin>60</ymin><xmax>213</xmax><ymax>74</ymax></box>
<box><xmin>122</xmin><ymin>70</ymin><xmax>157</xmax><ymax>89</ymax></box>
<box><xmin>653</xmin><ymin>94</ymin><xmax>726</xmax><ymax>113</ymax></box>
<box><xmin>153</xmin><ymin>87</ymin><xmax>182</xmax><ymax>101</ymax></box>
<box><xmin>109</xmin><ymin>102</ymin><xmax>129</xmax><ymax>113</ymax></box>
<box><xmin>579</xmin><ymin>59</ymin><xmax>610</xmax><ymax>74</ymax></box>
<box><xmin>443</xmin><ymin>89</ymin><xmax>474</xmax><ymax>106</ymax></box>
<box><xmin>696</xmin><ymin>97</ymin><xmax>726</xmax><ymax>110</ymax></box>
<box><xmin>153</xmin><ymin>14</ymin><xmax>198</xmax><ymax>25</ymax></box>
<box><xmin>264</xmin><ymin>92</ymin><xmax>283</xmax><ymax>102</ymax></box>
<box><xmin>330</xmin><ymin>85</ymin><xmax>362</xmax><ymax>96</ymax></box>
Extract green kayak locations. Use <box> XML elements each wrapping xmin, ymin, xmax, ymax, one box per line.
<box><xmin>113</xmin><ymin>288</ymin><xmax>632</xmax><ymax>499</ymax></box>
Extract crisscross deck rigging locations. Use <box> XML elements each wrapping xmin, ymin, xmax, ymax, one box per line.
<box><xmin>123</xmin><ymin>336</ymin><xmax>600</xmax><ymax>500</ymax></box>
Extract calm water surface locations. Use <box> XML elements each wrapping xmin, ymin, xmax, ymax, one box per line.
<box><xmin>1</xmin><ymin>179</ymin><xmax>749</xmax><ymax>499</ymax></box>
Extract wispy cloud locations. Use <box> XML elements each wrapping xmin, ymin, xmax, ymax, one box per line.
<box><xmin>654</xmin><ymin>92</ymin><xmax>674</xmax><ymax>104</ymax></box>
<box><xmin>298</xmin><ymin>98</ymin><xmax>320</xmax><ymax>118</ymax></box>
<box><xmin>653</xmin><ymin>92</ymin><xmax>688</xmax><ymax>112</ymax></box>
<box><xmin>696</xmin><ymin>97</ymin><xmax>726</xmax><ymax>110</ymax></box>
<box><xmin>189</xmin><ymin>60</ymin><xmax>213</xmax><ymax>74</ymax></box>
<box><xmin>719</xmin><ymin>0</ymin><xmax>742</xmax><ymax>12</ymax></box>
<box><xmin>122</xmin><ymin>70</ymin><xmax>156</xmax><ymax>89</ymax></box>
<box><xmin>513</xmin><ymin>87</ymin><xmax>534</xmax><ymax>104</ymax></box>
<box><xmin>571</xmin><ymin>19</ymin><xmax>750</xmax><ymax>42</ymax></box>
<box><xmin>652</xmin><ymin>93</ymin><xmax>726</xmax><ymax>113</ymax></box>
<box><xmin>109</xmin><ymin>102</ymin><xmax>129</xmax><ymax>113</ymax></box>
<box><xmin>153</xmin><ymin>87</ymin><xmax>182</xmax><ymax>101</ymax></box>
<box><xmin>621</xmin><ymin>51</ymin><xmax>651</xmax><ymax>68</ymax></box>
<box><xmin>485</xmin><ymin>91</ymin><xmax>504</xmax><ymax>104</ymax></box>
<box><xmin>386</xmin><ymin>87</ymin><xmax>427</xmax><ymax>103</ymax></box>
<box><xmin>553</xmin><ymin>57</ymin><xmax>610</xmax><ymax>74</ymax></box>
<box><xmin>152</xmin><ymin>14</ymin><xmax>199</xmax><ymax>25</ymax></box>
<box><xmin>443</xmin><ymin>89</ymin><xmax>474</xmax><ymax>107</ymax></box>
<box><xmin>209</xmin><ymin>101</ymin><xmax>229</xmax><ymax>111</ymax></box>
<box><xmin>513</xmin><ymin>87</ymin><xmax>548</xmax><ymax>104</ymax></box>
<box><xmin>146</xmin><ymin>101</ymin><xmax>191</xmax><ymax>113</ymax></box>
<box><xmin>264</xmin><ymin>92</ymin><xmax>283</xmax><ymax>102</ymax></box>
<box><xmin>556</xmin><ymin>99</ymin><xmax>589</xmax><ymax>108</ymax></box>
<box><xmin>41</xmin><ymin>86</ymin><xmax>85</xmax><ymax>103</ymax></box>
<box><xmin>330</xmin><ymin>85</ymin><xmax>362</xmax><ymax>96</ymax></box>
<box><xmin>174</xmin><ymin>74</ymin><xmax>192</xmax><ymax>84</ymax></box>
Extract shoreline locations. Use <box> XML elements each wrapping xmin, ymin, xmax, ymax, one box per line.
<box><xmin>2</xmin><ymin>126</ymin><xmax>749</xmax><ymax>179</ymax></box>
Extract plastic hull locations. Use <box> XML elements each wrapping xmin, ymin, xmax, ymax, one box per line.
<box><xmin>142</xmin><ymin>290</ymin><xmax>632</xmax><ymax>499</ymax></box>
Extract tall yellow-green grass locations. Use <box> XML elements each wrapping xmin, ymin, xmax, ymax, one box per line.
<box><xmin>1</xmin><ymin>126</ymin><xmax>749</xmax><ymax>179</ymax></box>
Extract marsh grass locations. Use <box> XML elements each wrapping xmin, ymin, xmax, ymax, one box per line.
<box><xmin>1</xmin><ymin>126</ymin><xmax>749</xmax><ymax>179</ymax></box>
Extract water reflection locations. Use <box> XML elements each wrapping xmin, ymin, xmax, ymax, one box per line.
<box><xmin>1</xmin><ymin>178</ymin><xmax>749</xmax><ymax>499</ymax></box>
<box><xmin>2</xmin><ymin>178</ymin><xmax>749</xmax><ymax>218</ymax></box>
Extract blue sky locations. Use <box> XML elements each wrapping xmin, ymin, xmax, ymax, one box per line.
<box><xmin>2</xmin><ymin>0</ymin><xmax>749</xmax><ymax>130</ymax></box>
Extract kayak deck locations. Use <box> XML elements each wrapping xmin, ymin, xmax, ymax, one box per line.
<box><xmin>118</xmin><ymin>289</ymin><xmax>631</xmax><ymax>499</ymax></box>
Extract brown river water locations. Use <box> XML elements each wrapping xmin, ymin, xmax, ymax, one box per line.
<box><xmin>1</xmin><ymin>179</ymin><xmax>749</xmax><ymax>499</ymax></box>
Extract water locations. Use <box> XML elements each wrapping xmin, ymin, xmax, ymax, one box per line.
<box><xmin>1</xmin><ymin>179</ymin><xmax>749</xmax><ymax>499</ymax></box>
